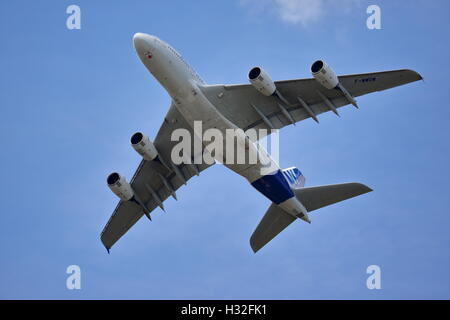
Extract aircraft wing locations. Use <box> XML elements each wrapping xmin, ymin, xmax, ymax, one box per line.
<box><xmin>200</xmin><ymin>69</ymin><xmax>422</xmax><ymax>131</ymax></box>
<box><xmin>100</xmin><ymin>103</ymin><xmax>213</xmax><ymax>251</ymax></box>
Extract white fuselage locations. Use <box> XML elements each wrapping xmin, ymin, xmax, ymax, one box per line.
<box><xmin>133</xmin><ymin>33</ymin><xmax>276</xmax><ymax>182</ymax></box>
<box><xmin>133</xmin><ymin>33</ymin><xmax>310</xmax><ymax>222</ymax></box>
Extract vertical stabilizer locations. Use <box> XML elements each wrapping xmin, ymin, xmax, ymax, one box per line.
<box><xmin>282</xmin><ymin>167</ymin><xmax>305</xmax><ymax>189</ymax></box>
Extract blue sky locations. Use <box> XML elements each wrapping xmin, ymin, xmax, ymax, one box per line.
<box><xmin>0</xmin><ymin>0</ymin><xmax>449</xmax><ymax>299</ymax></box>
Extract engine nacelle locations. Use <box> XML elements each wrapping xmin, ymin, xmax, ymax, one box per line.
<box><xmin>311</xmin><ymin>60</ymin><xmax>339</xmax><ymax>90</ymax></box>
<box><xmin>107</xmin><ymin>172</ymin><xmax>134</xmax><ymax>201</ymax></box>
<box><xmin>248</xmin><ymin>67</ymin><xmax>276</xmax><ymax>96</ymax></box>
<box><xmin>130</xmin><ymin>132</ymin><xmax>158</xmax><ymax>161</ymax></box>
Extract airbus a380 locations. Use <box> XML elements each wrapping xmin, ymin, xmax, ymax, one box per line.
<box><xmin>101</xmin><ymin>33</ymin><xmax>422</xmax><ymax>253</ymax></box>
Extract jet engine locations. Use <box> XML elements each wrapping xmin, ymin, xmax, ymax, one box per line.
<box><xmin>248</xmin><ymin>67</ymin><xmax>276</xmax><ymax>96</ymax></box>
<box><xmin>130</xmin><ymin>132</ymin><xmax>158</xmax><ymax>161</ymax></box>
<box><xmin>311</xmin><ymin>60</ymin><xmax>339</xmax><ymax>90</ymax></box>
<box><xmin>107</xmin><ymin>172</ymin><xmax>134</xmax><ymax>201</ymax></box>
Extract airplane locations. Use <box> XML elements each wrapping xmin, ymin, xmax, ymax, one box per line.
<box><xmin>101</xmin><ymin>33</ymin><xmax>422</xmax><ymax>253</ymax></box>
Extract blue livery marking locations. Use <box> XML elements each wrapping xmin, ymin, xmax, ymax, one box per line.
<box><xmin>251</xmin><ymin>170</ymin><xmax>294</xmax><ymax>204</ymax></box>
<box><xmin>282</xmin><ymin>167</ymin><xmax>305</xmax><ymax>189</ymax></box>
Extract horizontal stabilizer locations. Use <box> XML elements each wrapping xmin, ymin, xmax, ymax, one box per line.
<box><xmin>250</xmin><ymin>203</ymin><xmax>296</xmax><ymax>253</ymax></box>
<box><xmin>294</xmin><ymin>183</ymin><xmax>372</xmax><ymax>212</ymax></box>
<box><xmin>250</xmin><ymin>182</ymin><xmax>372</xmax><ymax>253</ymax></box>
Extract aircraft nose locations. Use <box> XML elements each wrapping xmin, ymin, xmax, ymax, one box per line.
<box><xmin>132</xmin><ymin>32</ymin><xmax>155</xmax><ymax>52</ymax></box>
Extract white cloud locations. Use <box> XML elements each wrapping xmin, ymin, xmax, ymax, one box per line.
<box><xmin>241</xmin><ymin>0</ymin><xmax>362</xmax><ymax>26</ymax></box>
<box><xmin>274</xmin><ymin>0</ymin><xmax>323</xmax><ymax>25</ymax></box>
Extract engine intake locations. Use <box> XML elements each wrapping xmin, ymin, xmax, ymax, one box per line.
<box><xmin>248</xmin><ymin>67</ymin><xmax>276</xmax><ymax>96</ymax></box>
<box><xmin>107</xmin><ymin>172</ymin><xmax>134</xmax><ymax>201</ymax></box>
<box><xmin>131</xmin><ymin>132</ymin><xmax>158</xmax><ymax>161</ymax></box>
<box><xmin>311</xmin><ymin>60</ymin><xmax>339</xmax><ymax>90</ymax></box>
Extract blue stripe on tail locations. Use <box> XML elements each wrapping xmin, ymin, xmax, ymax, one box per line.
<box><xmin>282</xmin><ymin>167</ymin><xmax>305</xmax><ymax>189</ymax></box>
<box><xmin>251</xmin><ymin>170</ymin><xmax>294</xmax><ymax>204</ymax></box>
